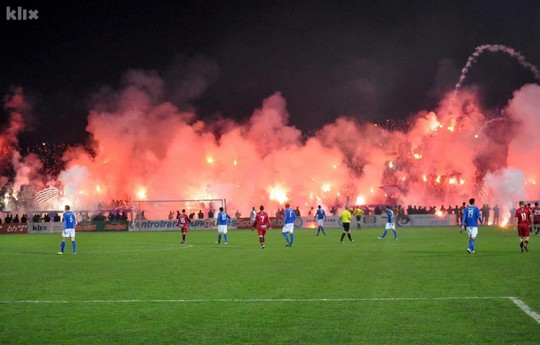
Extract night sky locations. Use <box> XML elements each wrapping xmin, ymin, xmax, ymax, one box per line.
<box><xmin>2</xmin><ymin>0</ymin><xmax>540</xmax><ymax>146</ymax></box>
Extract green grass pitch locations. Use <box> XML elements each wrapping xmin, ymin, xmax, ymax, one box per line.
<box><xmin>1</xmin><ymin>226</ymin><xmax>539</xmax><ymax>344</ymax></box>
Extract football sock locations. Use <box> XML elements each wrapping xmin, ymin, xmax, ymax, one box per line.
<box><xmin>60</xmin><ymin>241</ymin><xmax>65</xmax><ymax>253</ymax></box>
<box><xmin>524</xmin><ymin>240</ymin><xmax>528</xmax><ymax>250</ymax></box>
<box><xmin>290</xmin><ymin>234</ymin><xmax>294</xmax><ymax>245</ymax></box>
<box><xmin>259</xmin><ymin>236</ymin><xmax>264</xmax><ymax>245</ymax></box>
<box><xmin>182</xmin><ymin>234</ymin><xmax>186</xmax><ymax>242</ymax></box>
<box><xmin>282</xmin><ymin>232</ymin><xmax>289</xmax><ymax>243</ymax></box>
<box><xmin>72</xmin><ymin>241</ymin><xmax>76</xmax><ymax>254</ymax></box>
<box><xmin>217</xmin><ymin>234</ymin><xmax>221</xmax><ymax>243</ymax></box>
<box><xmin>321</xmin><ymin>227</ymin><xmax>326</xmax><ymax>236</ymax></box>
<box><xmin>469</xmin><ymin>238</ymin><xmax>475</xmax><ymax>251</ymax></box>
<box><xmin>520</xmin><ymin>241</ymin><xmax>524</xmax><ymax>250</ymax></box>
<box><xmin>381</xmin><ymin>230</ymin><xmax>387</xmax><ymax>238</ymax></box>
<box><xmin>340</xmin><ymin>233</ymin><xmax>345</xmax><ymax>242</ymax></box>
<box><xmin>347</xmin><ymin>233</ymin><xmax>352</xmax><ymax>241</ymax></box>
<box><xmin>224</xmin><ymin>234</ymin><xmax>228</xmax><ymax>243</ymax></box>
<box><xmin>392</xmin><ymin>230</ymin><xmax>397</xmax><ymax>239</ymax></box>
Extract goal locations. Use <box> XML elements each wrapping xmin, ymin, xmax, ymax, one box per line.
<box><xmin>131</xmin><ymin>198</ymin><xmax>227</xmax><ymax>222</ymax></box>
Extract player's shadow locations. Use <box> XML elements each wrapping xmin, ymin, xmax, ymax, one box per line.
<box><xmin>407</xmin><ymin>250</ymin><xmax>510</xmax><ymax>257</ymax></box>
<box><xmin>406</xmin><ymin>250</ymin><xmax>464</xmax><ymax>257</ymax></box>
<box><xmin>20</xmin><ymin>251</ymin><xmax>61</xmax><ymax>255</ymax></box>
<box><xmin>462</xmin><ymin>250</ymin><xmax>514</xmax><ymax>257</ymax></box>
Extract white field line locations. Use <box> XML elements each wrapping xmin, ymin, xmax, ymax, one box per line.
<box><xmin>1</xmin><ymin>296</ymin><xmax>538</xmax><ymax>324</ymax></box>
<box><xmin>0</xmin><ymin>296</ymin><xmax>515</xmax><ymax>304</ymax></box>
<box><xmin>0</xmin><ymin>296</ymin><xmax>512</xmax><ymax>303</ymax></box>
<box><xmin>509</xmin><ymin>297</ymin><xmax>540</xmax><ymax>324</ymax></box>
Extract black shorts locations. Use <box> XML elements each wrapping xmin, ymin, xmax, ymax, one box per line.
<box><xmin>356</xmin><ymin>216</ymin><xmax>361</xmax><ymax>221</ymax></box>
<box><xmin>343</xmin><ymin>223</ymin><xmax>350</xmax><ymax>232</ymax></box>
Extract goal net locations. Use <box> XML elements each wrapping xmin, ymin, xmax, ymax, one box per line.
<box><xmin>131</xmin><ymin>198</ymin><xmax>227</xmax><ymax>223</ymax></box>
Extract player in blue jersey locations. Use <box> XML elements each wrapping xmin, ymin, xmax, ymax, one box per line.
<box><xmin>314</xmin><ymin>205</ymin><xmax>326</xmax><ymax>236</ymax></box>
<box><xmin>58</xmin><ymin>205</ymin><xmax>77</xmax><ymax>255</ymax></box>
<box><xmin>378</xmin><ymin>206</ymin><xmax>398</xmax><ymax>240</ymax></box>
<box><xmin>216</xmin><ymin>207</ymin><xmax>231</xmax><ymax>245</ymax></box>
<box><xmin>282</xmin><ymin>203</ymin><xmax>296</xmax><ymax>247</ymax></box>
<box><xmin>461</xmin><ymin>198</ymin><xmax>483</xmax><ymax>253</ymax></box>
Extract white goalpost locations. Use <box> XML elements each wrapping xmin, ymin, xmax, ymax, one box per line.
<box><xmin>131</xmin><ymin>198</ymin><xmax>227</xmax><ymax>221</ymax></box>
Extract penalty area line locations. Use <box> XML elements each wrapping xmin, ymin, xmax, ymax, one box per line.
<box><xmin>0</xmin><ymin>296</ymin><xmax>513</xmax><ymax>304</ymax></box>
<box><xmin>2</xmin><ymin>296</ymin><xmax>537</xmax><ymax>323</ymax></box>
<box><xmin>509</xmin><ymin>297</ymin><xmax>540</xmax><ymax>324</ymax></box>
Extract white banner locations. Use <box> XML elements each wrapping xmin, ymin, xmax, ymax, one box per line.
<box><xmin>126</xmin><ymin>215</ymin><xmax>454</xmax><ymax>232</ymax></box>
<box><xmin>27</xmin><ymin>222</ymin><xmax>64</xmax><ymax>234</ymax></box>
<box><xmin>296</xmin><ymin>214</ymin><xmax>454</xmax><ymax>229</ymax></box>
<box><xmin>396</xmin><ymin>214</ymin><xmax>455</xmax><ymax>227</ymax></box>
<box><xmin>129</xmin><ymin>218</ymin><xmax>238</xmax><ymax>231</ymax></box>
<box><xmin>297</xmin><ymin>216</ymin><xmax>385</xmax><ymax>229</ymax></box>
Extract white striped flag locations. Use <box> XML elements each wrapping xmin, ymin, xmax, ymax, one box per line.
<box><xmin>35</xmin><ymin>186</ymin><xmax>60</xmax><ymax>206</ymax></box>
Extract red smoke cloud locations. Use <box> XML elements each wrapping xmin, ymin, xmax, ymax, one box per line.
<box><xmin>1</xmin><ymin>88</ymin><xmax>43</xmax><ymax>200</ymax></box>
<box><xmin>1</xmin><ymin>73</ymin><xmax>539</xmax><ymax>216</ymax></box>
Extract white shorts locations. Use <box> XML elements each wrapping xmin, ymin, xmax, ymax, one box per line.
<box><xmin>385</xmin><ymin>223</ymin><xmax>395</xmax><ymax>230</ymax></box>
<box><xmin>218</xmin><ymin>225</ymin><xmax>228</xmax><ymax>234</ymax></box>
<box><xmin>467</xmin><ymin>227</ymin><xmax>478</xmax><ymax>238</ymax></box>
<box><xmin>62</xmin><ymin>228</ymin><xmax>75</xmax><ymax>239</ymax></box>
<box><xmin>282</xmin><ymin>223</ymin><xmax>294</xmax><ymax>233</ymax></box>
<box><xmin>317</xmin><ymin>219</ymin><xmax>324</xmax><ymax>226</ymax></box>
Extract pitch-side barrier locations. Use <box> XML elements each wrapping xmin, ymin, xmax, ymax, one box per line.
<box><xmin>2</xmin><ymin>215</ymin><xmax>456</xmax><ymax>235</ymax></box>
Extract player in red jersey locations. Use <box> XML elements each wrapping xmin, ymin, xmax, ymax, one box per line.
<box><xmin>252</xmin><ymin>205</ymin><xmax>271</xmax><ymax>249</ymax></box>
<box><xmin>458</xmin><ymin>202</ymin><xmax>466</xmax><ymax>232</ymax></box>
<box><xmin>532</xmin><ymin>202</ymin><xmax>540</xmax><ymax>236</ymax></box>
<box><xmin>176</xmin><ymin>209</ymin><xmax>191</xmax><ymax>244</ymax></box>
<box><xmin>514</xmin><ymin>201</ymin><xmax>532</xmax><ymax>253</ymax></box>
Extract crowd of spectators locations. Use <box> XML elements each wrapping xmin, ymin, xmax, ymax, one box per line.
<box><xmin>109</xmin><ymin>199</ymin><xmax>131</xmax><ymax>209</ymax></box>
<box><xmin>2</xmin><ymin>212</ymin><xmax>60</xmax><ymax>224</ymax></box>
<box><xmin>259</xmin><ymin>203</ymin><xmax>502</xmax><ymax>224</ymax></box>
<box><xmin>92</xmin><ymin>211</ymin><xmax>129</xmax><ymax>222</ymax></box>
<box><xmin>406</xmin><ymin>205</ymin><xmax>442</xmax><ymax>215</ymax></box>
<box><xmin>28</xmin><ymin>143</ymin><xmax>75</xmax><ymax>177</ymax></box>
<box><xmin>155</xmin><ymin>199</ymin><xmax>520</xmax><ymax>224</ymax></box>
<box><xmin>1</xmin><ymin>210</ymin><xmax>131</xmax><ymax>224</ymax></box>
<box><xmin>405</xmin><ymin>203</ymin><xmax>498</xmax><ymax>219</ymax></box>
<box><xmin>167</xmin><ymin>208</ymin><xmax>217</xmax><ymax>220</ymax></box>
<box><xmin>371</xmin><ymin>118</ymin><xmax>412</xmax><ymax>132</ymax></box>
<box><xmin>1</xmin><ymin>143</ymin><xmax>82</xmax><ymax>179</ymax></box>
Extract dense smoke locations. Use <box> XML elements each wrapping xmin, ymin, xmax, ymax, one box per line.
<box><xmin>1</xmin><ymin>88</ymin><xmax>43</xmax><ymax>201</ymax></box>
<box><xmin>1</xmin><ymin>57</ymin><xmax>539</xmax><ymax>218</ymax></box>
